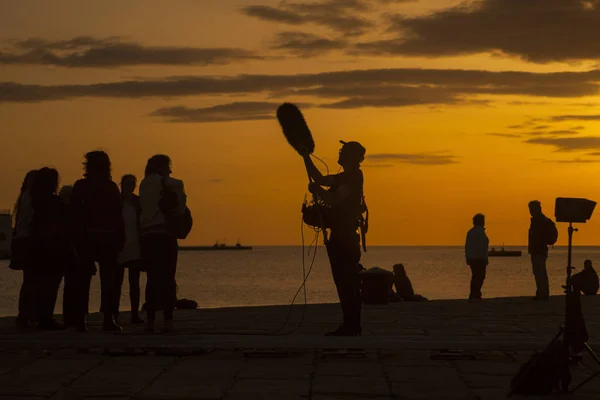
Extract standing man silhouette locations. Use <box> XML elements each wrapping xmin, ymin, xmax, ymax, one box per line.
<box><xmin>302</xmin><ymin>140</ymin><xmax>366</xmax><ymax>336</ymax></box>
<box><xmin>465</xmin><ymin>213</ymin><xmax>489</xmax><ymax>301</ymax></box>
<box><xmin>528</xmin><ymin>200</ymin><xmax>556</xmax><ymax>300</ymax></box>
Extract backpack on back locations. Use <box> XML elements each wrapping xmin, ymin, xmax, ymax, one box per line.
<box><xmin>159</xmin><ymin>179</ymin><xmax>193</xmax><ymax>240</ymax></box>
<box><xmin>546</xmin><ymin>218</ymin><xmax>559</xmax><ymax>245</ymax></box>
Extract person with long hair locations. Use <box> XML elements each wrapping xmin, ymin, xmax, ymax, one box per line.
<box><xmin>11</xmin><ymin>169</ymin><xmax>38</xmax><ymax>328</ymax></box>
<box><xmin>71</xmin><ymin>151</ymin><xmax>125</xmax><ymax>331</ymax></box>
<box><xmin>112</xmin><ymin>174</ymin><xmax>144</xmax><ymax>324</ymax></box>
<box><xmin>140</xmin><ymin>155</ymin><xmax>186</xmax><ymax>333</ymax></box>
<box><xmin>30</xmin><ymin>167</ymin><xmax>68</xmax><ymax>330</ymax></box>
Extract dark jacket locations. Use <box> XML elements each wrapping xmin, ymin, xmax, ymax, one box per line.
<box><xmin>528</xmin><ymin>214</ymin><xmax>552</xmax><ymax>255</ymax></box>
<box><xmin>328</xmin><ymin>169</ymin><xmax>364</xmax><ymax>242</ymax></box>
<box><xmin>71</xmin><ymin>178</ymin><xmax>126</xmax><ymax>251</ymax></box>
<box><xmin>32</xmin><ymin>194</ymin><xmax>71</xmax><ymax>269</ymax></box>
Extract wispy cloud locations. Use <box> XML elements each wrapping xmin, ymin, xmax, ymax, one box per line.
<box><xmin>150</xmin><ymin>102</ymin><xmax>302</xmax><ymax>123</ymax></box>
<box><xmin>4</xmin><ymin>67</ymin><xmax>600</xmax><ymax>105</ymax></box>
<box><xmin>486</xmin><ymin>133</ymin><xmax>522</xmax><ymax>138</ymax></box>
<box><xmin>366</xmin><ymin>152</ymin><xmax>459</xmax><ymax>165</ymax></box>
<box><xmin>525</xmin><ymin>136</ymin><xmax>600</xmax><ymax>152</ymax></box>
<box><xmin>0</xmin><ymin>36</ymin><xmax>264</xmax><ymax>68</ymax></box>
<box><xmin>241</xmin><ymin>1</ymin><xmax>376</xmax><ymax>36</ymax></box>
<box><xmin>546</xmin><ymin>114</ymin><xmax>600</xmax><ymax>122</ymax></box>
<box><xmin>270</xmin><ymin>31</ymin><xmax>347</xmax><ymax>57</ymax></box>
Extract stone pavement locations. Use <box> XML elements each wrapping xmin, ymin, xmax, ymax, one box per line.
<box><xmin>1</xmin><ymin>296</ymin><xmax>600</xmax><ymax>399</ymax></box>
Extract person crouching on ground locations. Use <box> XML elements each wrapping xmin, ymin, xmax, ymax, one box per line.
<box><xmin>465</xmin><ymin>213</ymin><xmax>489</xmax><ymax>301</ymax></box>
<box><xmin>571</xmin><ymin>260</ymin><xmax>599</xmax><ymax>296</ymax></box>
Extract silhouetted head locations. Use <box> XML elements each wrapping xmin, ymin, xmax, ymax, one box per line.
<box><xmin>338</xmin><ymin>140</ymin><xmax>366</xmax><ymax>169</ymax></box>
<box><xmin>120</xmin><ymin>174</ymin><xmax>137</xmax><ymax>197</ymax></box>
<box><xmin>529</xmin><ymin>200</ymin><xmax>542</xmax><ymax>217</ymax></box>
<box><xmin>473</xmin><ymin>213</ymin><xmax>485</xmax><ymax>227</ymax></box>
<box><xmin>83</xmin><ymin>151</ymin><xmax>111</xmax><ymax>180</ymax></box>
<box><xmin>584</xmin><ymin>259</ymin><xmax>593</xmax><ymax>270</ymax></box>
<box><xmin>59</xmin><ymin>185</ymin><xmax>73</xmax><ymax>204</ymax></box>
<box><xmin>393</xmin><ymin>263</ymin><xmax>407</xmax><ymax>277</ymax></box>
<box><xmin>31</xmin><ymin>167</ymin><xmax>60</xmax><ymax>206</ymax></box>
<box><xmin>145</xmin><ymin>155</ymin><xmax>172</xmax><ymax>177</ymax></box>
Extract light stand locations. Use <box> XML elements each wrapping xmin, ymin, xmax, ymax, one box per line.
<box><xmin>562</xmin><ymin>221</ymin><xmax>600</xmax><ymax>393</ymax></box>
<box><xmin>509</xmin><ymin>197</ymin><xmax>600</xmax><ymax>396</ymax></box>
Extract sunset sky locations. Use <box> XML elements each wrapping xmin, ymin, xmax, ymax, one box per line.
<box><xmin>3</xmin><ymin>0</ymin><xmax>600</xmax><ymax>245</ymax></box>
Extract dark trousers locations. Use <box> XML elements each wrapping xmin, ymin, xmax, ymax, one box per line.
<box><xmin>468</xmin><ymin>259</ymin><xmax>487</xmax><ymax>299</ymax></box>
<box><xmin>141</xmin><ymin>233</ymin><xmax>178</xmax><ymax>321</ymax></box>
<box><xmin>326</xmin><ymin>238</ymin><xmax>362</xmax><ymax>329</ymax></box>
<box><xmin>33</xmin><ymin>269</ymin><xmax>63</xmax><ymax>324</ymax></box>
<box><xmin>17</xmin><ymin>269</ymin><xmax>36</xmax><ymax>322</ymax></box>
<box><xmin>63</xmin><ymin>259</ymin><xmax>94</xmax><ymax>325</ymax></box>
<box><xmin>531</xmin><ymin>252</ymin><xmax>549</xmax><ymax>299</ymax></box>
<box><xmin>78</xmin><ymin>233</ymin><xmax>119</xmax><ymax>321</ymax></box>
<box><xmin>113</xmin><ymin>260</ymin><xmax>142</xmax><ymax>319</ymax></box>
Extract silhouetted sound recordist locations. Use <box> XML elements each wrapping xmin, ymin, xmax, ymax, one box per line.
<box><xmin>302</xmin><ymin>140</ymin><xmax>368</xmax><ymax>336</ymax></box>
<box><xmin>571</xmin><ymin>260</ymin><xmax>599</xmax><ymax>296</ymax></box>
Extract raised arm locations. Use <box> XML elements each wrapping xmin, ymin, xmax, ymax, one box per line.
<box><xmin>302</xmin><ymin>154</ymin><xmax>336</xmax><ymax>187</ymax></box>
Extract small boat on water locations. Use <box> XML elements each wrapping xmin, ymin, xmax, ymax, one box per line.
<box><xmin>488</xmin><ymin>247</ymin><xmax>522</xmax><ymax>257</ymax></box>
<box><xmin>179</xmin><ymin>240</ymin><xmax>252</xmax><ymax>251</ymax></box>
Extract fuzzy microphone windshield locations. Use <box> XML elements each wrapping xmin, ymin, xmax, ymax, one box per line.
<box><xmin>276</xmin><ymin>103</ymin><xmax>315</xmax><ymax>155</ymax></box>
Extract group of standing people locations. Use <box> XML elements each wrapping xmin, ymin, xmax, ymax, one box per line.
<box><xmin>465</xmin><ymin>201</ymin><xmax>598</xmax><ymax>301</ymax></box>
<box><xmin>10</xmin><ymin>151</ymin><xmax>188</xmax><ymax>333</ymax></box>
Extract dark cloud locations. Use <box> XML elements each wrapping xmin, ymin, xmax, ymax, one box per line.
<box><xmin>270</xmin><ymin>32</ymin><xmax>347</xmax><ymax>57</ymax></box>
<box><xmin>525</xmin><ymin>136</ymin><xmax>600</xmax><ymax>152</ymax></box>
<box><xmin>533</xmin><ymin>125</ymin><xmax>550</xmax><ymax>130</ymax></box>
<box><xmin>546</xmin><ymin>114</ymin><xmax>600</xmax><ymax>122</ymax></box>
<box><xmin>241</xmin><ymin>1</ymin><xmax>375</xmax><ymax>36</ymax></box>
<box><xmin>587</xmin><ymin>151</ymin><xmax>600</xmax><ymax>156</ymax></box>
<box><xmin>353</xmin><ymin>0</ymin><xmax>600</xmax><ymax>63</ymax></box>
<box><xmin>487</xmin><ymin>133</ymin><xmax>522</xmax><ymax>138</ymax></box>
<box><xmin>3</xmin><ymin>67</ymin><xmax>600</xmax><ymax>105</ymax></box>
<box><xmin>507</xmin><ymin>124</ymin><xmax>525</xmax><ymax>129</ymax></box>
<box><xmin>366</xmin><ymin>152</ymin><xmax>458</xmax><ymax>165</ymax></box>
<box><xmin>150</xmin><ymin>102</ymin><xmax>298</xmax><ymax>123</ymax></box>
<box><xmin>546</xmin><ymin>158</ymin><xmax>600</xmax><ymax>163</ymax></box>
<box><xmin>0</xmin><ymin>36</ymin><xmax>263</xmax><ymax>68</ymax></box>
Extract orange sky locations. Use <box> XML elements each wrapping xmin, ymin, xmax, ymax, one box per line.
<box><xmin>2</xmin><ymin>0</ymin><xmax>600</xmax><ymax>245</ymax></box>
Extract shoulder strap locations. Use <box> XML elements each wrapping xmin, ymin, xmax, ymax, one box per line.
<box><xmin>359</xmin><ymin>195</ymin><xmax>368</xmax><ymax>252</ymax></box>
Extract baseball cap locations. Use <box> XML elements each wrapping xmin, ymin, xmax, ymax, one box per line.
<box><xmin>339</xmin><ymin>140</ymin><xmax>366</xmax><ymax>157</ymax></box>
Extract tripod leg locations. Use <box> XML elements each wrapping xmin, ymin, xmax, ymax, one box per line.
<box><xmin>507</xmin><ymin>328</ymin><xmax>566</xmax><ymax>398</ymax></box>
<box><xmin>569</xmin><ymin>343</ymin><xmax>600</xmax><ymax>393</ymax></box>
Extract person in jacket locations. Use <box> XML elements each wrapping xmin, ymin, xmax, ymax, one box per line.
<box><xmin>303</xmin><ymin>140</ymin><xmax>366</xmax><ymax>336</ymax></box>
<box><xmin>11</xmin><ymin>169</ymin><xmax>38</xmax><ymax>328</ymax></box>
<box><xmin>140</xmin><ymin>155</ymin><xmax>186</xmax><ymax>333</ymax></box>
<box><xmin>71</xmin><ymin>151</ymin><xmax>125</xmax><ymax>331</ymax></box>
<box><xmin>465</xmin><ymin>213</ymin><xmax>489</xmax><ymax>301</ymax></box>
<box><xmin>528</xmin><ymin>201</ymin><xmax>553</xmax><ymax>300</ymax></box>
<box><xmin>30</xmin><ymin>167</ymin><xmax>68</xmax><ymax>330</ymax></box>
<box><xmin>113</xmin><ymin>174</ymin><xmax>144</xmax><ymax>324</ymax></box>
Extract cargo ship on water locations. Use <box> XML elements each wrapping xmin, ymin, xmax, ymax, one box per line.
<box><xmin>179</xmin><ymin>240</ymin><xmax>252</xmax><ymax>251</ymax></box>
